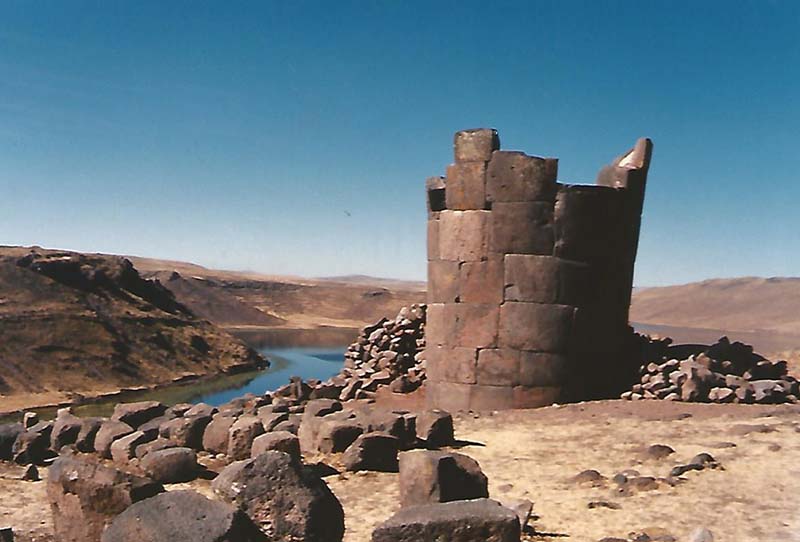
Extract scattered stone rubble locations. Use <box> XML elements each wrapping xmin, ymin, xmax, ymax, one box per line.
<box><xmin>339</xmin><ymin>304</ymin><xmax>427</xmax><ymax>398</ymax></box>
<box><xmin>1</xmin><ymin>376</ymin><xmax>463</xmax><ymax>542</ymax></box>
<box><xmin>622</xmin><ymin>337</ymin><xmax>799</xmax><ymax>404</ymax></box>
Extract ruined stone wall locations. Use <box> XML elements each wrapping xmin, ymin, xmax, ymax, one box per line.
<box><xmin>425</xmin><ymin>128</ymin><xmax>653</xmax><ymax>411</ymax></box>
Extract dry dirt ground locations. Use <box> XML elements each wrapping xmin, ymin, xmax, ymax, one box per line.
<box><xmin>3</xmin><ymin>400</ymin><xmax>800</xmax><ymax>542</ymax></box>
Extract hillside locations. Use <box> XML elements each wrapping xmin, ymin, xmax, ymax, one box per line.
<box><xmin>129</xmin><ymin>258</ymin><xmax>426</xmax><ymax>339</ymax></box>
<box><xmin>630</xmin><ymin>277</ymin><xmax>800</xmax><ymax>357</ymax></box>
<box><xmin>0</xmin><ymin>247</ymin><xmax>266</xmax><ymax>410</ymax></box>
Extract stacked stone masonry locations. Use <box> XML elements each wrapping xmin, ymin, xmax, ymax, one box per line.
<box><xmin>426</xmin><ymin>128</ymin><xmax>653</xmax><ymax>410</ymax></box>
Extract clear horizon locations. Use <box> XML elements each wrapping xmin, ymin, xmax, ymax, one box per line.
<box><xmin>2</xmin><ymin>1</ymin><xmax>798</xmax><ymax>286</ymax></box>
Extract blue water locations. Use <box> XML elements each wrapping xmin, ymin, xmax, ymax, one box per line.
<box><xmin>192</xmin><ymin>347</ymin><xmax>345</xmax><ymax>406</ymax></box>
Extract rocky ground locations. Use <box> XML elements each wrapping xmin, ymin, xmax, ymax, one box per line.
<box><xmin>3</xmin><ymin>399</ymin><xmax>799</xmax><ymax>542</ymax></box>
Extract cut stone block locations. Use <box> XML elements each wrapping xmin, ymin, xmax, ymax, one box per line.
<box><xmin>470</xmin><ymin>385</ymin><xmax>515</xmax><ymax>411</ymax></box>
<box><xmin>427</xmin><ymin>219</ymin><xmax>440</xmax><ymax>260</ymax></box>
<box><xmin>398</xmin><ymin>450</ymin><xmax>488</xmax><ymax>507</ymax></box>
<box><xmin>503</xmin><ymin>255</ymin><xmax>590</xmax><ymax>305</ymax></box>
<box><xmin>439</xmin><ymin>211</ymin><xmax>490</xmax><ymax>262</ymax></box>
<box><xmin>460</xmin><ymin>258</ymin><xmax>504</xmax><ymax>304</ymax></box>
<box><xmin>436</xmin><ymin>346</ymin><xmax>478</xmax><ymax>385</ymax></box>
<box><xmin>499</xmin><ymin>302</ymin><xmax>574</xmax><ymax>352</ymax></box>
<box><xmin>372</xmin><ymin>498</ymin><xmax>520</xmax><ymax>542</ymax></box>
<box><xmin>446</xmin><ymin>162</ymin><xmax>487</xmax><ymax>210</ymax></box>
<box><xmin>424</xmin><ymin>304</ymin><xmax>446</xmax><ymax>347</ymax></box>
<box><xmin>454</xmin><ymin>128</ymin><xmax>500</xmax><ymax>162</ymax></box>
<box><xmin>512</xmin><ymin>386</ymin><xmax>562</xmax><ymax>408</ymax></box>
<box><xmin>553</xmin><ymin>184</ymin><xmax>625</xmax><ymax>264</ymax></box>
<box><xmin>490</xmin><ymin>202</ymin><xmax>553</xmax><ymax>255</ymax></box>
<box><xmin>425</xmin><ymin>382</ymin><xmax>473</xmax><ymax>412</ymax></box>
<box><xmin>518</xmin><ymin>351</ymin><xmax>568</xmax><ymax>387</ymax></box>
<box><xmin>447</xmin><ymin>304</ymin><xmax>499</xmax><ymax>349</ymax></box>
<box><xmin>476</xmin><ymin>348</ymin><xmax>520</xmax><ymax>386</ymax></box>
<box><xmin>427</xmin><ymin>260</ymin><xmax>459</xmax><ymax>304</ymax></box>
<box><xmin>426</xmin><ymin>176</ymin><xmax>446</xmax><ymax>213</ymax></box>
<box><xmin>487</xmin><ymin>151</ymin><xmax>556</xmax><ymax>202</ymax></box>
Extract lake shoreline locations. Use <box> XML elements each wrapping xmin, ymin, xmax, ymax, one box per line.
<box><xmin>0</xmin><ymin>345</ymin><xmax>347</xmax><ymax>424</ymax></box>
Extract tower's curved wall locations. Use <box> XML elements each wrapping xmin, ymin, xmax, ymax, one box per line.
<box><xmin>425</xmin><ymin>128</ymin><xmax>653</xmax><ymax>410</ymax></box>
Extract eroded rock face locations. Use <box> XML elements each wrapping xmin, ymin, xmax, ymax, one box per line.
<box><xmin>101</xmin><ymin>490</ymin><xmax>267</xmax><ymax>542</ymax></box>
<box><xmin>398</xmin><ymin>450</ymin><xmax>489</xmax><ymax>507</ymax></box>
<box><xmin>47</xmin><ymin>454</ymin><xmax>163</xmax><ymax>542</ymax></box>
<box><xmin>212</xmin><ymin>451</ymin><xmax>344</xmax><ymax>542</ymax></box>
<box><xmin>372</xmin><ymin>498</ymin><xmax>520</xmax><ymax>542</ymax></box>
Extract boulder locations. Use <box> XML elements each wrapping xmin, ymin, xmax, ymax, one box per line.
<box><xmin>257</xmin><ymin>409</ymin><xmax>290</xmax><ymax>432</ymax></box>
<box><xmin>362</xmin><ymin>410</ymin><xmax>417</xmax><ymax>449</ymax></box>
<box><xmin>110</xmin><ymin>430</ymin><xmax>156</xmax><ymax>464</ymax></box>
<box><xmin>372</xmin><ymin>498</ymin><xmax>520</xmax><ymax>542</ymax></box>
<box><xmin>299</xmin><ymin>409</ymin><xmax>359</xmax><ymax>455</ymax></box>
<box><xmin>228</xmin><ymin>416</ymin><xmax>264</xmax><ymax>460</ymax></box>
<box><xmin>251</xmin><ymin>431</ymin><xmax>301</xmax><ymax>461</ymax></box>
<box><xmin>94</xmin><ymin>420</ymin><xmax>135</xmax><ymax>458</ymax></box>
<box><xmin>135</xmin><ymin>437</ymin><xmax>178</xmax><ymax>460</ymax></box>
<box><xmin>0</xmin><ymin>423</ymin><xmax>24</xmax><ymax>461</ymax></box>
<box><xmin>416</xmin><ymin>410</ymin><xmax>454</xmax><ymax>447</ymax></box>
<box><xmin>185</xmin><ymin>402</ymin><xmax>218</xmax><ymax>418</ymax></box>
<box><xmin>101</xmin><ymin>490</ymin><xmax>266</xmax><ymax>542</ymax></box>
<box><xmin>75</xmin><ymin>418</ymin><xmax>103</xmax><ymax>453</ymax></box>
<box><xmin>50</xmin><ymin>413</ymin><xmax>83</xmax><ymax>451</ymax></box>
<box><xmin>166</xmin><ymin>403</ymin><xmax>194</xmax><ymax>417</ymax></box>
<box><xmin>212</xmin><ymin>451</ymin><xmax>344</xmax><ymax>542</ymax></box>
<box><xmin>342</xmin><ymin>432</ymin><xmax>399</xmax><ymax>472</ymax></box>
<box><xmin>202</xmin><ymin>415</ymin><xmax>237</xmax><ymax>454</ymax></box>
<box><xmin>159</xmin><ymin>414</ymin><xmax>212</xmax><ymax>450</ymax></box>
<box><xmin>273</xmin><ymin>418</ymin><xmax>302</xmax><ymax>435</ymax></box>
<box><xmin>111</xmin><ymin>401</ymin><xmax>167</xmax><ymax>429</ymax></box>
<box><xmin>398</xmin><ymin>450</ymin><xmax>489</xmax><ymax>507</ymax></box>
<box><xmin>12</xmin><ymin>421</ymin><xmax>54</xmax><ymax>465</ymax></box>
<box><xmin>317</xmin><ymin>420</ymin><xmax>364</xmax><ymax>454</ymax></box>
<box><xmin>140</xmin><ymin>447</ymin><xmax>199</xmax><ymax>484</ymax></box>
<box><xmin>47</xmin><ymin>454</ymin><xmax>163</xmax><ymax>542</ymax></box>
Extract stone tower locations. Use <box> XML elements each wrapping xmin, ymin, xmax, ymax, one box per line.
<box><xmin>425</xmin><ymin>128</ymin><xmax>653</xmax><ymax>411</ymax></box>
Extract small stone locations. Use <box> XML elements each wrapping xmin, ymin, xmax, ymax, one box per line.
<box><xmin>588</xmin><ymin>500</ymin><xmax>621</xmax><ymax>510</ymax></box>
<box><xmin>573</xmin><ymin>469</ymin><xmax>607</xmax><ymax>487</ymax></box>
<box><xmin>643</xmin><ymin>444</ymin><xmax>674</xmax><ymax>460</ymax></box>
<box><xmin>689</xmin><ymin>527</ymin><xmax>714</xmax><ymax>542</ymax></box>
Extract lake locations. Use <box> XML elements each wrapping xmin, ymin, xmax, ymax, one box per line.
<box><xmin>193</xmin><ymin>347</ymin><xmax>346</xmax><ymax>405</ymax></box>
<box><xmin>0</xmin><ymin>347</ymin><xmax>346</xmax><ymax>423</ymax></box>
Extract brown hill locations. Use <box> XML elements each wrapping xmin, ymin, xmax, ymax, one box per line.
<box><xmin>0</xmin><ymin>247</ymin><xmax>266</xmax><ymax>410</ymax></box>
<box><xmin>630</xmin><ymin>277</ymin><xmax>800</xmax><ymax>358</ymax></box>
<box><xmin>130</xmin><ymin>259</ymin><xmax>426</xmax><ymax>339</ymax></box>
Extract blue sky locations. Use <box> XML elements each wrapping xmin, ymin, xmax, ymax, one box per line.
<box><xmin>1</xmin><ymin>1</ymin><xmax>798</xmax><ymax>285</ymax></box>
